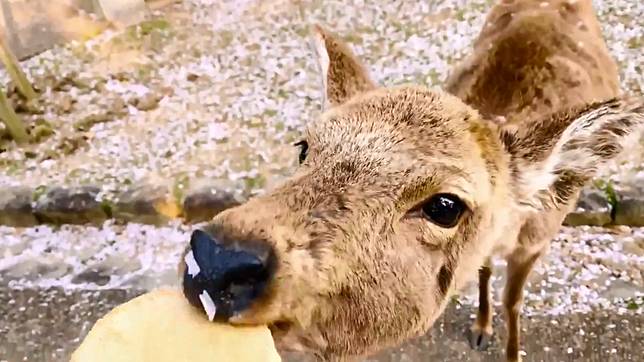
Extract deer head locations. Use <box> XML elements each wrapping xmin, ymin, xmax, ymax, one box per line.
<box><xmin>180</xmin><ymin>25</ymin><xmax>643</xmax><ymax>360</ymax></box>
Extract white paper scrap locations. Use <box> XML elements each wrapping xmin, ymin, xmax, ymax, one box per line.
<box><xmin>199</xmin><ymin>291</ymin><xmax>217</xmax><ymax>321</ymax></box>
<box><xmin>184</xmin><ymin>250</ymin><xmax>200</xmax><ymax>277</ymax></box>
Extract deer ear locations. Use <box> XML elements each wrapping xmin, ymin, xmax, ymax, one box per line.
<box><xmin>505</xmin><ymin>96</ymin><xmax>644</xmax><ymax>210</ymax></box>
<box><xmin>310</xmin><ymin>24</ymin><xmax>376</xmax><ymax>109</ymax></box>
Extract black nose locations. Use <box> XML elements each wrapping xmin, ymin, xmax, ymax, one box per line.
<box><xmin>182</xmin><ymin>229</ymin><xmax>274</xmax><ymax>321</ymax></box>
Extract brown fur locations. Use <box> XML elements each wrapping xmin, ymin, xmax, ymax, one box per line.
<box><xmin>445</xmin><ymin>0</ymin><xmax>620</xmax><ymax>124</ymax></box>
<box><xmin>179</xmin><ymin>1</ymin><xmax>643</xmax><ymax>361</ymax></box>
<box><xmin>311</xmin><ymin>24</ymin><xmax>377</xmax><ymax>108</ymax></box>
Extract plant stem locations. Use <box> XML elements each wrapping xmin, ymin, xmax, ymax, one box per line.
<box><xmin>0</xmin><ymin>86</ymin><xmax>28</xmax><ymax>143</ymax></box>
<box><xmin>0</xmin><ymin>35</ymin><xmax>37</xmax><ymax>100</ymax></box>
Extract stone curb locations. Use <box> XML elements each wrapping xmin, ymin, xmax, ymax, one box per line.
<box><xmin>0</xmin><ymin>184</ymin><xmax>245</xmax><ymax>227</ymax></box>
<box><xmin>0</xmin><ymin>184</ymin><xmax>643</xmax><ymax>227</ymax></box>
<box><xmin>563</xmin><ymin>186</ymin><xmax>644</xmax><ymax>226</ymax></box>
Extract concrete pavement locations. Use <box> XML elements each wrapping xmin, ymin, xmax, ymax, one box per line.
<box><xmin>0</xmin><ymin>287</ymin><xmax>641</xmax><ymax>362</ymax></box>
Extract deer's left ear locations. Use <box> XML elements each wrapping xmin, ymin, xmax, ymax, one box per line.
<box><xmin>504</xmin><ymin>96</ymin><xmax>644</xmax><ymax>210</ymax></box>
<box><xmin>310</xmin><ymin>24</ymin><xmax>377</xmax><ymax>109</ymax></box>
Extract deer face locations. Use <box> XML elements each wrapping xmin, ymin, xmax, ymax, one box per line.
<box><xmin>183</xmin><ymin>86</ymin><xmax>510</xmax><ymax>359</ymax></box>
<box><xmin>179</xmin><ymin>25</ymin><xmax>643</xmax><ymax>360</ymax></box>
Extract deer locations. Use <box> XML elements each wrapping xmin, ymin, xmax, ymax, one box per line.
<box><xmin>178</xmin><ymin>0</ymin><xmax>643</xmax><ymax>361</ymax></box>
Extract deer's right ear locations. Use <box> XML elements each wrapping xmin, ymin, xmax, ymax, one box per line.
<box><xmin>504</xmin><ymin>96</ymin><xmax>643</xmax><ymax>211</ymax></box>
<box><xmin>310</xmin><ymin>24</ymin><xmax>376</xmax><ymax>109</ymax></box>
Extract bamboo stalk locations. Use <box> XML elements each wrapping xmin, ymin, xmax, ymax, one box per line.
<box><xmin>0</xmin><ymin>86</ymin><xmax>28</xmax><ymax>143</ymax></box>
<box><xmin>0</xmin><ymin>33</ymin><xmax>37</xmax><ymax>100</ymax></box>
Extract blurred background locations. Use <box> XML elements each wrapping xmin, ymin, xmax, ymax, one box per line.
<box><xmin>0</xmin><ymin>0</ymin><xmax>642</xmax><ymax>361</ymax></box>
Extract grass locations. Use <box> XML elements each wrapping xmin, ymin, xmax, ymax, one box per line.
<box><xmin>126</xmin><ymin>18</ymin><xmax>171</xmax><ymax>39</ymax></box>
<box><xmin>0</xmin><ymin>88</ymin><xmax>28</xmax><ymax>143</ymax></box>
<box><xmin>32</xmin><ymin>185</ymin><xmax>48</xmax><ymax>202</ymax></box>
<box><xmin>29</xmin><ymin>119</ymin><xmax>55</xmax><ymax>143</ymax></box>
<box><xmin>593</xmin><ymin>179</ymin><xmax>619</xmax><ymax>210</ymax></box>
<box><xmin>627</xmin><ymin>36</ymin><xmax>642</xmax><ymax>49</ymax></box>
<box><xmin>0</xmin><ymin>34</ymin><xmax>38</xmax><ymax>143</ymax></box>
<box><xmin>100</xmin><ymin>199</ymin><xmax>114</xmax><ymax>218</ymax></box>
<box><xmin>0</xmin><ymin>36</ymin><xmax>37</xmax><ymax>100</ymax></box>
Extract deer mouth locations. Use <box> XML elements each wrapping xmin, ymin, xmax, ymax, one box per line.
<box><xmin>268</xmin><ymin>320</ymin><xmax>294</xmax><ymax>339</ymax></box>
<box><xmin>267</xmin><ymin>320</ymin><xmax>328</xmax><ymax>355</ymax></box>
<box><xmin>227</xmin><ymin>310</ymin><xmax>295</xmax><ymax>338</ymax></box>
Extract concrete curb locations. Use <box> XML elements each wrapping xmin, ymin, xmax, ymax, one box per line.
<box><xmin>0</xmin><ymin>184</ymin><xmax>245</xmax><ymax>227</ymax></box>
<box><xmin>563</xmin><ymin>186</ymin><xmax>644</xmax><ymax>227</ymax></box>
<box><xmin>1</xmin><ymin>184</ymin><xmax>643</xmax><ymax>227</ymax></box>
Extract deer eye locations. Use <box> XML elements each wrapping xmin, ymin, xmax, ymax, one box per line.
<box><xmin>421</xmin><ymin>194</ymin><xmax>465</xmax><ymax>228</ymax></box>
<box><xmin>294</xmin><ymin>140</ymin><xmax>309</xmax><ymax>164</ymax></box>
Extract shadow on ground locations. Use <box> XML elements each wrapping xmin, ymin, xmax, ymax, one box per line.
<box><xmin>0</xmin><ymin>287</ymin><xmax>640</xmax><ymax>361</ymax></box>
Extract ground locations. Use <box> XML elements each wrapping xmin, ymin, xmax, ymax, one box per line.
<box><xmin>0</xmin><ymin>0</ymin><xmax>642</xmax><ymax>197</ymax></box>
<box><xmin>0</xmin><ymin>289</ymin><xmax>641</xmax><ymax>361</ymax></box>
<box><xmin>0</xmin><ymin>0</ymin><xmax>642</xmax><ymax>361</ymax></box>
<box><xmin>0</xmin><ymin>224</ymin><xmax>641</xmax><ymax>361</ymax></box>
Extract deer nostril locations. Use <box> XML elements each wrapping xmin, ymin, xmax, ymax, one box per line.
<box><xmin>182</xmin><ymin>229</ymin><xmax>273</xmax><ymax>321</ymax></box>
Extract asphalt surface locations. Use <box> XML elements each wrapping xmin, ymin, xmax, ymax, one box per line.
<box><xmin>0</xmin><ymin>287</ymin><xmax>641</xmax><ymax>362</ymax></box>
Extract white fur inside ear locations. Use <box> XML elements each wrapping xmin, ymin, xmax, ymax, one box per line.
<box><xmin>515</xmin><ymin>100</ymin><xmax>643</xmax><ymax>210</ymax></box>
<box><xmin>518</xmin><ymin>147</ymin><xmax>561</xmax><ymax>201</ymax></box>
<box><xmin>309</xmin><ymin>29</ymin><xmax>330</xmax><ymax>109</ymax></box>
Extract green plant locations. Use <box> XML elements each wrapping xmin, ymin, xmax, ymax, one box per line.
<box><xmin>32</xmin><ymin>185</ymin><xmax>48</xmax><ymax>202</ymax></box>
<box><xmin>0</xmin><ymin>87</ymin><xmax>28</xmax><ymax>142</ymax></box>
<box><xmin>100</xmin><ymin>199</ymin><xmax>114</xmax><ymax>218</ymax></box>
<box><xmin>0</xmin><ymin>36</ymin><xmax>37</xmax><ymax>100</ymax></box>
<box><xmin>593</xmin><ymin>178</ymin><xmax>619</xmax><ymax>221</ymax></box>
<box><xmin>0</xmin><ymin>34</ymin><xmax>38</xmax><ymax>143</ymax></box>
<box><xmin>133</xmin><ymin>19</ymin><xmax>171</xmax><ymax>37</ymax></box>
<box><xmin>593</xmin><ymin>179</ymin><xmax>619</xmax><ymax>210</ymax></box>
